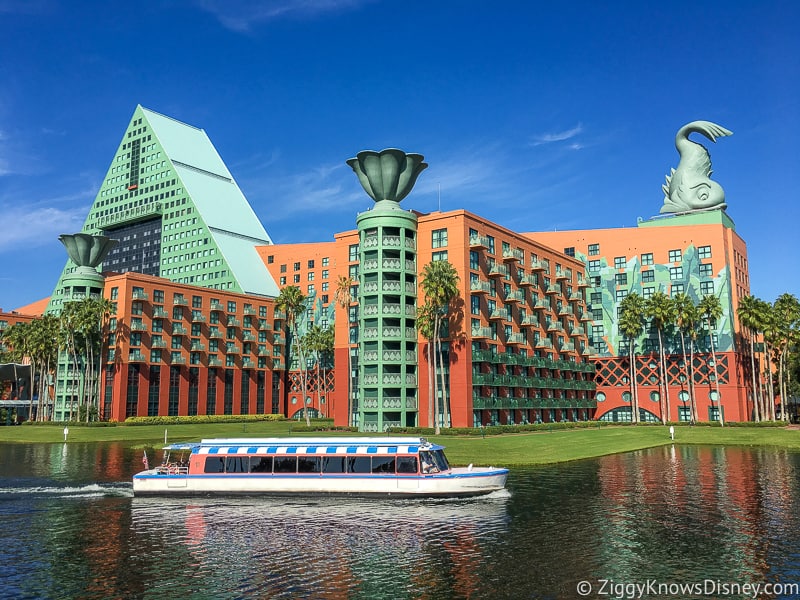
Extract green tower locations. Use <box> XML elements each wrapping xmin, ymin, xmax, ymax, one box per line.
<box><xmin>347</xmin><ymin>149</ymin><xmax>428</xmax><ymax>432</ymax></box>
<box><xmin>47</xmin><ymin>105</ymin><xmax>278</xmax><ymax>313</ymax></box>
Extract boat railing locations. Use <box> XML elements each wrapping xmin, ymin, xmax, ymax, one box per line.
<box><xmin>154</xmin><ymin>464</ymin><xmax>189</xmax><ymax>475</ymax></box>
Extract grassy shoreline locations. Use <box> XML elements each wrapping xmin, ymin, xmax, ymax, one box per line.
<box><xmin>1</xmin><ymin>422</ymin><xmax>798</xmax><ymax>467</ymax></box>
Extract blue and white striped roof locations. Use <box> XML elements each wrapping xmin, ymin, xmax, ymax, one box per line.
<box><xmin>165</xmin><ymin>437</ymin><xmax>442</xmax><ymax>455</ymax></box>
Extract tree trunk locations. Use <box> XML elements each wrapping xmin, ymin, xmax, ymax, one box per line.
<box><xmin>346</xmin><ymin>340</ymin><xmax>352</xmax><ymax>427</ymax></box>
<box><xmin>749</xmin><ymin>334</ymin><xmax>760</xmax><ymax>422</ymax></box>
<box><xmin>432</xmin><ymin>317</ymin><xmax>440</xmax><ymax>435</ymax></box>
<box><xmin>679</xmin><ymin>330</ymin><xmax>688</xmax><ymax>422</ymax></box>
<box><xmin>629</xmin><ymin>342</ymin><xmax>638</xmax><ymax>423</ymax></box>
<box><xmin>426</xmin><ymin>339</ymin><xmax>434</xmax><ymax>429</ymax></box>
<box><xmin>708</xmin><ymin>321</ymin><xmax>723</xmax><ymax>426</ymax></box>
<box><xmin>657</xmin><ymin>329</ymin><xmax>667</xmax><ymax>424</ymax></box>
<box><xmin>436</xmin><ymin>315</ymin><xmax>449</xmax><ymax>429</ymax></box>
<box><xmin>689</xmin><ymin>338</ymin><xmax>697</xmax><ymax>424</ymax></box>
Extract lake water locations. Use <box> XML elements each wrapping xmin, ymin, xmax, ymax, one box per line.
<box><xmin>1</xmin><ymin>442</ymin><xmax>799</xmax><ymax>599</ymax></box>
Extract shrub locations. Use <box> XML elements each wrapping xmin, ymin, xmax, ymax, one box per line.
<box><xmin>123</xmin><ymin>414</ymin><xmax>286</xmax><ymax>426</ymax></box>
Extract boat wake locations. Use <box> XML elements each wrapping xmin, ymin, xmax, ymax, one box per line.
<box><xmin>0</xmin><ymin>482</ymin><xmax>134</xmax><ymax>499</ymax></box>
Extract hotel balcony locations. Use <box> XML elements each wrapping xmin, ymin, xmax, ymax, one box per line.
<box><xmin>242</xmin><ymin>331</ymin><xmax>256</xmax><ymax>342</ymax></box>
<box><xmin>530</xmin><ymin>258</ymin><xmax>546</xmax><ymax>271</ymax></box>
<box><xmin>559</xmin><ymin>341</ymin><xmax>575</xmax><ymax>352</ymax></box>
<box><xmin>521</xmin><ymin>315</ymin><xmax>539</xmax><ymax>327</ymax></box>
<box><xmin>171</xmin><ymin>355</ymin><xmax>186</xmax><ymax>365</ymax></box>
<box><xmin>469</xmin><ymin>233</ymin><xmax>490</xmax><ymax>248</ymax></box>
<box><xmin>569</xmin><ymin>325</ymin><xmax>585</xmax><ymax>337</ymax></box>
<box><xmin>128</xmin><ymin>351</ymin><xmax>146</xmax><ymax>362</ymax></box>
<box><xmin>173</xmin><ymin>296</ymin><xmax>188</xmax><ymax>306</ymax></box>
<box><xmin>153</xmin><ymin>307</ymin><xmax>169</xmax><ymax>318</ymax></box>
<box><xmin>504</xmin><ymin>289</ymin><xmax>525</xmax><ymax>303</ymax></box>
<box><xmin>273</xmin><ymin>310</ymin><xmax>286</xmax><ymax>320</ymax></box>
<box><xmin>272</xmin><ymin>358</ymin><xmax>285</xmax><ymax>370</ymax></box>
<box><xmin>470</xmin><ymin>279</ymin><xmax>491</xmax><ymax>294</ymax></box>
<box><xmin>209</xmin><ymin>357</ymin><xmax>223</xmax><ymax>367</ymax></box>
<box><xmin>210</xmin><ymin>329</ymin><xmax>223</xmax><ymax>339</ymax></box>
<box><xmin>547</xmin><ymin>321</ymin><xmax>564</xmax><ymax>332</ymax></box>
<box><xmin>569</xmin><ymin>291</ymin><xmax>584</xmax><ymax>302</ymax></box>
<box><xmin>191</xmin><ymin>312</ymin><xmax>206</xmax><ymax>323</ymax></box>
<box><xmin>132</xmin><ymin>290</ymin><xmax>149</xmax><ymax>300</ymax></box>
<box><xmin>488</xmin><ymin>263</ymin><xmax>509</xmax><ymax>278</ymax></box>
<box><xmin>558</xmin><ymin>305</ymin><xmax>573</xmax><ymax>316</ymax></box>
<box><xmin>258</xmin><ymin>319</ymin><xmax>271</xmax><ymax>330</ymax></box>
<box><xmin>211</xmin><ymin>301</ymin><xmax>225</xmax><ymax>311</ymax></box>
<box><xmin>172</xmin><ymin>324</ymin><xmax>187</xmax><ymax>335</ymax></box>
<box><xmin>535</xmin><ymin>338</ymin><xmax>553</xmax><ymax>349</ymax></box>
<box><xmin>242</xmin><ymin>358</ymin><xmax>255</xmax><ymax>368</ymax></box>
<box><xmin>517</xmin><ymin>273</ymin><xmax>536</xmax><ymax>287</ymax></box>
<box><xmin>243</xmin><ymin>306</ymin><xmax>257</xmax><ymax>316</ymax></box>
<box><xmin>190</xmin><ymin>341</ymin><xmax>205</xmax><ymax>351</ymax></box>
<box><xmin>471</xmin><ymin>326</ymin><xmax>492</xmax><ymax>339</ymax></box>
<box><xmin>488</xmin><ymin>308</ymin><xmax>507</xmax><ymax>321</ymax></box>
<box><xmin>579</xmin><ymin>310</ymin><xmax>593</xmax><ymax>321</ymax></box>
<box><xmin>152</xmin><ymin>338</ymin><xmax>167</xmax><ymax>348</ymax></box>
<box><xmin>531</xmin><ymin>297</ymin><xmax>549</xmax><ymax>310</ymax></box>
<box><xmin>543</xmin><ymin>283</ymin><xmax>560</xmax><ymax>295</ymax></box>
<box><xmin>130</xmin><ymin>321</ymin><xmax>148</xmax><ymax>331</ymax></box>
<box><xmin>226</xmin><ymin>317</ymin><xmax>240</xmax><ymax>327</ymax></box>
<box><xmin>506</xmin><ymin>332</ymin><xmax>526</xmax><ymax>345</ymax></box>
<box><xmin>502</xmin><ymin>247</ymin><xmax>524</xmax><ymax>262</ymax></box>
<box><xmin>555</xmin><ymin>267</ymin><xmax>569</xmax><ymax>280</ymax></box>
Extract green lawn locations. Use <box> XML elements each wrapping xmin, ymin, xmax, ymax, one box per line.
<box><xmin>2</xmin><ymin>422</ymin><xmax>798</xmax><ymax>466</ymax></box>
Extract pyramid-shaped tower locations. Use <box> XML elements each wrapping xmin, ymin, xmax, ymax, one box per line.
<box><xmin>47</xmin><ymin>105</ymin><xmax>278</xmax><ymax>311</ymax></box>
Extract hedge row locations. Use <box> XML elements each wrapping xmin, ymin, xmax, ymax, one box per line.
<box><xmin>123</xmin><ymin>414</ymin><xmax>287</xmax><ymax>426</ymax></box>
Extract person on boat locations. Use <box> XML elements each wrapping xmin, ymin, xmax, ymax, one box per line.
<box><xmin>421</xmin><ymin>452</ymin><xmax>438</xmax><ymax>474</ymax></box>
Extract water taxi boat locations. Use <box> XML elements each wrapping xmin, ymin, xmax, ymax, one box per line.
<box><xmin>132</xmin><ymin>436</ymin><xmax>508</xmax><ymax>498</ymax></box>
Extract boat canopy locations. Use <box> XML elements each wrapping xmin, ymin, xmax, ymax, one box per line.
<box><xmin>163</xmin><ymin>437</ymin><xmax>444</xmax><ymax>455</ymax></box>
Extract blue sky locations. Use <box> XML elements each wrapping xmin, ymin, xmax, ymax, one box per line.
<box><xmin>1</xmin><ymin>0</ymin><xmax>798</xmax><ymax>310</ymax></box>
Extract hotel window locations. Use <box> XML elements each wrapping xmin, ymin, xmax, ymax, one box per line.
<box><xmin>152</xmin><ymin>319</ymin><xmax>163</xmax><ymax>332</ymax></box>
<box><xmin>641</xmin><ymin>253</ymin><xmax>654</xmax><ymax>266</ymax></box>
<box><xmin>293</xmin><ymin>262</ymin><xmax>300</xmax><ymax>271</ymax></box>
<box><xmin>614</xmin><ymin>256</ymin><xmax>626</xmax><ymax>269</ymax></box>
<box><xmin>280</xmin><ymin>276</ymin><xmax>286</xmax><ymax>285</ymax></box>
<box><xmin>591</xmin><ymin>276</ymin><xmax>601</xmax><ymax>287</ymax></box>
<box><xmin>321</xmin><ymin>294</ymin><xmax>329</xmax><ymax>304</ymax></box>
<box><xmin>110</xmin><ymin>287</ymin><xmax>119</xmax><ymax>300</ymax></box>
<box><xmin>432</xmin><ymin>228</ymin><xmax>448</xmax><ymax>248</ymax></box>
<box><xmin>590</xmin><ymin>292</ymin><xmax>602</xmax><ymax>304</ymax></box>
<box><xmin>308</xmin><ymin>284</ymin><xmax>315</xmax><ymax>294</ymax></box>
<box><xmin>130</xmin><ymin>332</ymin><xmax>142</xmax><ymax>346</ymax></box>
<box><xmin>669</xmin><ymin>266</ymin><xmax>683</xmax><ymax>280</ymax></box>
<box><xmin>471</xmin><ymin>295</ymin><xmax>480</xmax><ymax>315</ymax></box>
<box><xmin>280</xmin><ymin>264</ymin><xmax>287</xmax><ymax>273</ymax></box>
<box><xmin>487</xmin><ymin>235</ymin><xmax>495</xmax><ymax>254</ymax></box>
<box><xmin>698</xmin><ymin>245</ymin><xmax>712</xmax><ymax>259</ymax></box>
<box><xmin>348</xmin><ymin>265</ymin><xmax>359</xmax><ymax>280</ymax></box>
<box><xmin>349</xmin><ymin>244</ymin><xmax>359</xmax><ymax>262</ymax></box>
<box><xmin>470</xmin><ymin>250</ymin><xmax>480</xmax><ymax>270</ymax></box>
<box><xmin>322</xmin><ymin>282</ymin><xmax>329</xmax><ymax>292</ymax></box>
<box><xmin>308</xmin><ymin>271</ymin><xmax>315</xmax><ymax>281</ymax></box>
<box><xmin>432</xmin><ymin>251</ymin><xmax>448</xmax><ymax>261</ymax></box>
<box><xmin>615</xmin><ymin>289</ymin><xmax>628</xmax><ymax>301</ymax></box>
<box><xmin>564</xmin><ymin>247</ymin><xmax>575</xmax><ymax>257</ymax></box>
<box><xmin>227</xmin><ymin>301</ymin><xmax>236</xmax><ymax>313</ymax></box>
<box><xmin>151</xmin><ymin>350</ymin><xmax>161</xmax><ymax>363</ymax></box>
<box><xmin>642</xmin><ymin>286</ymin><xmax>655</xmax><ymax>299</ymax></box>
<box><xmin>308</xmin><ymin>260</ymin><xmax>315</xmax><ymax>269</ymax></box>
<box><xmin>192</xmin><ymin>295</ymin><xmax>202</xmax><ymax>308</ymax></box>
<box><xmin>210</xmin><ymin>312</ymin><xmax>219</xmax><ymax>324</ymax></box>
<box><xmin>209</xmin><ymin>339</ymin><xmax>219</xmax><ymax>352</ymax></box>
<box><xmin>172</xmin><ymin>336</ymin><xmax>182</xmax><ymax>349</ymax></box>
<box><xmin>700</xmin><ymin>281</ymin><xmax>715</xmax><ymax>296</ymax></box>
<box><xmin>267</xmin><ymin>255</ymin><xmax>274</xmax><ymax>264</ymax></box>
<box><xmin>615</xmin><ymin>273</ymin><xmax>627</xmax><ymax>286</ymax></box>
<box><xmin>322</xmin><ymin>269</ymin><xmax>328</xmax><ymax>279</ymax></box>
<box><xmin>699</xmin><ymin>263</ymin><xmax>713</xmax><ymax>277</ymax></box>
<box><xmin>588</xmin><ymin>260</ymin><xmax>600</xmax><ymax>272</ymax></box>
<box><xmin>588</xmin><ymin>243</ymin><xmax>600</xmax><ymax>256</ymax></box>
<box><xmin>592</xmin><ymin>308</ymin><xmax>603</xmax><ymax>321</ymax></box>
<box><xmin>191</xmin><ymin>323</ymin><xmax>201</xmax><ymax>336</ymax></box>
<box><xmin>322</xmin><ymin>257</ymin><xmax>329</xmax><ymax>266</ymax></box>
<box><xmin>668</xmin><ymin>249</ymin><xmax>682</xmax><ymax>263</ymax></box>
<box><xmin>293</xmin><ymin>274</ymin><xmax>300</xmax><ymax>284</ymax></box>
<box><xmin>642</xmin><ymin>269</ymin><xmax>655</xmax><ymax>283</ymax></box>
<box><xmin>669</xmin><ymin>283</ymin><xmax>684</xmax><ymax>297</ymax></box>
<box><xmin>592</xmin><ymin>324</ymin><xmax>605</xmax><ymax>340</ymax></box>
<box><xmin>131</xmin><ymin>301</ymin><xmax>143</xmax><ymax>315</ymax></box>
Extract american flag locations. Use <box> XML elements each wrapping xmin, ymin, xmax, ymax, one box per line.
<box><xmin>142</xmin><ymin>450</ymin><xmax>149</xmax><ymax>470</ymax></box>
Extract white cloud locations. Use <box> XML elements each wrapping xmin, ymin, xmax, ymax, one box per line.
<box><xmin>194</xmin><ymin>0</ymin><xmax>372</xmax><ymax>32</ymax></box>
<box><xmin>0</xmin><ymin>203</ymin><xmax>87</xmax><ymax>252</ymax></box>
<box><xmin>532</xmin><ymin>123</ymin><xmax>584</xmax><ymax>146</ymax></box>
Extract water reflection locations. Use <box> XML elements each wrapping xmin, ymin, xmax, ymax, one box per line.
<box><xmin>1</xmin><ymin>443</ymin><xmax>799</xmax><ymax>599</ymax></box>
<box><xmin>128</xmin><ymin>494</ymin><xmax>510</xmax><ymax>599</ymax></box>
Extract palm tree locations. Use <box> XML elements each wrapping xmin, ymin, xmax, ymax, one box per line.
<box><xmin>738</xmin><ymin>295</ymin><xmax>764</xmax><ymax>421</ymax></box>
<box><xmin>674</xmin><ymin>293</ymin><xmax>699</xmax><ymax>423</ymax></box>
<box><xmin>699</xmin><ymin>294</ymin><xmax>724</xmax><ymax>426</ymax></box>
<box><xmin>275</xmin><ymin>286</ymin><xmax>310</xmax><ymax>426</ymax></box>
<box><xmin>318</xmin><ymin>326</ymin><xmax>334</xmax><ymax>418</ymax></box>
<box><xmin>772</xmin><ymin>294</ymin><xmax>800</xmax><ymax>421</ymax></box>
<box><xmin>420</xmin><ymin>260</ymin><xmax>460</xmax><ymax>430</ymax></box>
<box><xmin>645</xmin><ymin>291</ymin><xmax>676</xmax><ymax>424</ymax></box>
<box><xmin>416</xmin><ymin>301</ymin><xmax>438</xmax><ymax>432</ymax></box>
<box><xmin>619</xmin><ymin>293</ymin><xmax>645</xmax><ymax>423</ymax></box>
<box><xmin>333</xmin><ymin>275</ymin><xmax>354</xmax><ymax>426</ymax></box>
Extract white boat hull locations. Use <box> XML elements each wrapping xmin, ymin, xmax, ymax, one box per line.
<box><xmin>132</xmin><ymin>466</ymin><xmax>508</xmax><ymax>498</ymax></box>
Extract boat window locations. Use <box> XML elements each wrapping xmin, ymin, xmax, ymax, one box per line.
<box><xmin>322</xmin><ymin>456</ymin><xmax>346</xmax><ymax>473</ymax></box>
<box><xmin>431</xmin><ymin>450</ymin><xmax>450</xmax><ymax>472</ymax></box>
<box><xmin>204</xmin><ymin>457</ymin><xmax>225</xmax><ymax>473</ymax></box>
<box><xmin>396</xmin><ymin>456</ymin><xmax>418</xmax><ymax>474</ymax></box>
<box><xmin>420</xmin><ymin>451</ymin><xmax>438</xmax><ymax>473</ymax></box>
<box><xmin>250</xmin><ymin>457</ymin><xmax>272</xmax><ymax>473</ymax></box>
<box><xmin>273</xmin><ymin>457</ymin><xmax>297</xmax><ymax>473</ymax></box>
<box><xmin>347</xmin><ymin>456</ymin><xmax>372</xmax><ymax>474</ymax></box>
<box><xmin>371</xmin><ymin>456</ymin><xmax>395</xmax><ymax>474</ymax></box>
<box><xmin>225</xmin><ymin>456</ymin><xmax>249</xmax><ymax>473</ymax></box>
<box><xmin>297</xmin><ymin>456</ymin><xmax>321</xmax><ymax>473</ymax></box>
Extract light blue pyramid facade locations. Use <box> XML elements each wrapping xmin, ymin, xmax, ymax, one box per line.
<box><xmin>48</xmin><ymin>105</ymin><xmax>278</xmax><ymax>312</ymax></box>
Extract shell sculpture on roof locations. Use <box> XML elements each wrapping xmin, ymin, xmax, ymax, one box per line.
<box><xmin>346</xmin><ymin>149</ymin><xmax>428</xmax><ymax>207</ymax></box>
<box><xmin>660</xmin><ymin>120</ymin><xmax>732</xmax><ymax>214</ymax></box>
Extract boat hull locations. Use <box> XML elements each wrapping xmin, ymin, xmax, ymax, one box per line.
<box><xmin>132</xmin><ymin>466</ymin><xmax>508</xmax><ymax>498</ymax></box>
